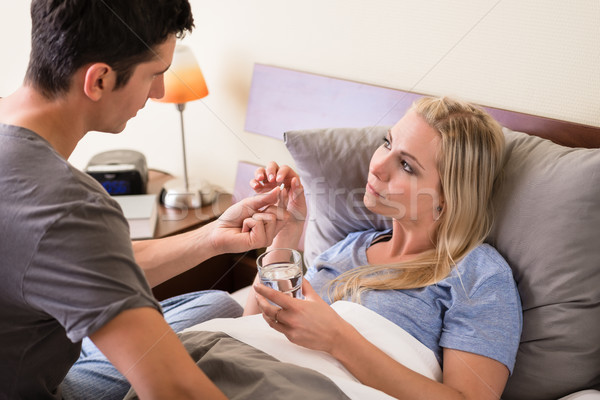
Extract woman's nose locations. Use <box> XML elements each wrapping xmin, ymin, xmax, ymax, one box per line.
<box><xmin>370</xmin><ymin>151</ymin><xmax>391</xmax><ymax>182</ymax></box>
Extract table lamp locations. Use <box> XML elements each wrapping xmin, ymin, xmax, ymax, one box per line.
<box><xmin>154</xmin><ymin>44</ymin><xmax>210</xmax><ymax>209</ymax></box>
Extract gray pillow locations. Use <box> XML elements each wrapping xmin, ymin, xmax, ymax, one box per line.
<box><xmin>487</xmin><ymin>128</ymin><xmax>600</xmax><ymax>399</ymax></box>
<box><xmin>284</xmin><ymin>126</ymin><xmax>600</xmax><ymax>400</ymax></box>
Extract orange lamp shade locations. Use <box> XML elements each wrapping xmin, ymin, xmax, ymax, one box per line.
<box><xmin>156</xmin><ymin>45</ymin><xmax>208</xmax><ymax>104</ymax></box>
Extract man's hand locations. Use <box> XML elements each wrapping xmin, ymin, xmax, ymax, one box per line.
<box><xmin>208</xmin><ymin>186</ymin><xmax>289</xmax><ymax>254</ymax></box>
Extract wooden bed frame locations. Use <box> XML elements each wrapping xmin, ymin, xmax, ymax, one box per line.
<box><xmin>245</xmin><ymin>64</ymin><xmax>600</xmax><ymax>148</ymax></box>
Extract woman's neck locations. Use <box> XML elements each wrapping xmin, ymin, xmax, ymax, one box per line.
<box><xmin>366</xmin><ymin>219</ymin><xmax>437</xmax><ymax>265</ymax></box>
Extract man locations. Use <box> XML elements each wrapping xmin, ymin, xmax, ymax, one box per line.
<box><xmin>0</xmin><ymin>1</ymin><xmax>286</xmax><ymax>398</ymax></box>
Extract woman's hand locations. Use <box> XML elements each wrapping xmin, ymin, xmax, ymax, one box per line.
<box><xmin>253</xmin><ymin>279</ymin><xmax>349</xmax><ymax>355</ymax></box>
<box><xmin>250</xmin><ymin>162</ymin><xmax>307</xmax><ymax>249</ymax></box>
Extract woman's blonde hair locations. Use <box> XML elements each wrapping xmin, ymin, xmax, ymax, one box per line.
<box><xmin>330</xmin><ymin>96</ymin><xmax>505</xmax><ymax>302</ymax></box>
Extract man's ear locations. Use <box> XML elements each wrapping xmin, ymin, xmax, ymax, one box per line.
<box><xmin>83</xmin><ymin>63</ymin><xmax>115</xmax><ymax>101</ymax></box>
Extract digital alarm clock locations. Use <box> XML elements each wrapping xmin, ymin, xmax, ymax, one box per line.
<box><xmin>85</xmin><ymin>150</ymin><xmax>148</xmax><ymax>195</ymax></box>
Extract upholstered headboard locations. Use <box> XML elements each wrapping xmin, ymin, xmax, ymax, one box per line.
<box><xmin>245</xmin><ymin>63</ymin><xmax>600</xmax><ymax>148</ymax></box>
<box><xmin>242</xmin><ymin>63</ymin><xmax>600</xmax><ymax>400</ymax></box>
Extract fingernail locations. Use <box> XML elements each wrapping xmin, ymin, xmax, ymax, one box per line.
<box><xmin>268</xmin><ymin>174</ymin><xmax>275</xmax><ymax>181</ymax></box>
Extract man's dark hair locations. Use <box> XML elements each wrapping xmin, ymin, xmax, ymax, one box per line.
<box><xmin>25</xmin><ymin>0</ymin><xmax>194</xmax><ymax>98</ymax></box>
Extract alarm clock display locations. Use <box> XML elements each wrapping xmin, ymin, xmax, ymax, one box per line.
<box><xmin>85</xmin><ymin>150</ymin><xmax>148</xmax><ymax>195</ymax></box>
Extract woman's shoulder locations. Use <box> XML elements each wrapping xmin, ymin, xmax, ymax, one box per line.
<box><xmin>451</xmin><ymin>243</ymin><xmax>517</xmax><ymax>294</ymax></box>
<box><xmin>461</xmin><ymin>243</ymin><xmax>510</xmax><ymax>272</ymax></box>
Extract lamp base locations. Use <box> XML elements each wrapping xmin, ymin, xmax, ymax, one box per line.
<box><xmin>161</xmin><ymin>178</ymin><xmax>216</xmax><ymax>209</ymax></box>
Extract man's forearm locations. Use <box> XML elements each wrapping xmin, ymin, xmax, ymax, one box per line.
<box><xmin>132</xmin><ymin>221</ymin><xmax>219</xmax><ymax>287</ymax></box>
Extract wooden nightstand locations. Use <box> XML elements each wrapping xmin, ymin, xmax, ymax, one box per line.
<box><xmin>147</xmin><ymin>170</ymin><xmax>258</xmax><ymax>300</ymax></box>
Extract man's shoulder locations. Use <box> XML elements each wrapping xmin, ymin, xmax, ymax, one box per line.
<box><xmin>0</xmin><ymin>124</ymin><xmax>122</xmax><ymax>249</ymax></box>
<box><xmin>1</xmin><ymin>123</ymin><xmax>110</xmax><ymax>204</ymax></box>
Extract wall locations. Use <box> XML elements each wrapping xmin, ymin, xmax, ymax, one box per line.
<box><xmin>1</xmin><ymin>0</ymin><xmax>598</xmax><ymax>193</ymax></box>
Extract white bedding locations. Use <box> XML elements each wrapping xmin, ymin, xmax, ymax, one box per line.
<box><xmin>183</xmin><ymin>300</ymin><xmax>442</xmax><ymax>400</ymax></box>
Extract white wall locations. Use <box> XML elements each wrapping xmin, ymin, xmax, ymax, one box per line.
<box><xmin>1</xmin><ymin>0</ymin><xmax>598</xmax><ymax>193</ymax></box>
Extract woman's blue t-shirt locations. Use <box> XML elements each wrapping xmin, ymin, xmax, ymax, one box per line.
<box><xmin>304</xmin><ymin>229</ymin><xmax>522</xmax><ymax>373</ymax></box>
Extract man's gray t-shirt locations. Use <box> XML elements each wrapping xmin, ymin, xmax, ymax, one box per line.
<box><xmin>0</xmin><ymin>124</ymin><xmax>160</xmax><ymax>399</ymax></box>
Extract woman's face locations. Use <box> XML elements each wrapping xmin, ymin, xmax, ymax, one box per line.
<box><xmin>364</xmin><ymin>109</ymin><xmax>443</xmax><ymax>224</ymax></box>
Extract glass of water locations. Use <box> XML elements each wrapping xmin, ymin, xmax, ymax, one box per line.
<box><xmin>257</xmin><ymin>248</ymin><xmax>304</xmax><ymax>300</ymax></box>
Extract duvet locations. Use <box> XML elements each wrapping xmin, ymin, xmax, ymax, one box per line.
<box><xmin>124</xmin><ymin>301</ymin><xmax>442</xmax><ymax>399</ymax></box>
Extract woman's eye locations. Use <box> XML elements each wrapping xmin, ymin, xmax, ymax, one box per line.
<box><xmin>402</xmin><ymin>160</ymin><xmax>414</xmax><ymax>174</ymax></box>
<box><xmin>382</xmin><ymin>137</ymin><xmax>391</xmax><ymax>149</ymax></box>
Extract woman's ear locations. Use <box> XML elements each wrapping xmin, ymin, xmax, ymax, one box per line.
<box><xmin>83</xmin><ymin>63</ymin><xmax>115</xmax><ymax>101</ymax></box>
<box><xmin>435</xmin><ymin>190</ymin><xmax>445</xmax><ymax>219</ymax></box>
<box><xmin>436</xmin><ymin>185</ymin><xmax>445</xmax><ymax>211</ymax></box>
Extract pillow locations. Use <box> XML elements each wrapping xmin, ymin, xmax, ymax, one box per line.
<box><xmin>487</xmin><ymin>128</ymin><xmax>600</xmax><ymax>399</ymax></box>
<box><xmin>284</xmin><ymin>126</ymin><xmax>600</xmax><ymax>400</ymax></box>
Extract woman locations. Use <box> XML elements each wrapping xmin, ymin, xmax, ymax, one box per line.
<box><xmin>245</xmin><ymin>96</ymin><xmax>522</xmax><ymax>400</ymax></box>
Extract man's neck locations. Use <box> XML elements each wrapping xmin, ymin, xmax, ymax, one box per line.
<box><xmin>0</xmin><ymin>86</ymin><xmax>88</xmax><ymax>159</ymax></box>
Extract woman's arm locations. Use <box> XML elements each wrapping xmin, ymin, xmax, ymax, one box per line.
<box><xmin>250</xmin><ymin>161</ymin><xmax>307</xmax><ymax>250</ymax></box>
<box><xmin>244</xmin><ymin>162</ymin><xmax>307</xmax><ymax>315</ymax></box>
<box><xmin>254</xmin><ymin>281</ymin><xmax>509</xmax><ymax>400</ymax></box>
<box><xmin>332</xmin><ymin>328</ymin><xmax>509</xmax><ymax>400</ymax></box>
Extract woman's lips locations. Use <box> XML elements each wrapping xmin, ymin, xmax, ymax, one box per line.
<box><xmin>366</xmin><ymin>182</ymin><xmax>383</xmax><ymax>198</ymax></box>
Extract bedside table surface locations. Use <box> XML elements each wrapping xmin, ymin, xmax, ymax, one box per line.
<box><xmin>155</xmin><ymin>192</ymin><xmax>233</xmax><ymax>237</ymax></box>
<box><xmin>148</xmin><ymin>170</ymin><xmax>233</xmax><ymax>238</ymax></box>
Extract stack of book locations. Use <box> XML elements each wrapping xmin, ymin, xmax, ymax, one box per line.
<box><xmin>113</xmin><ymin>194</ymin><xmax>158</xmax><ymax>239</ymax></box>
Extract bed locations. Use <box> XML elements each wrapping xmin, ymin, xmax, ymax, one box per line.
<box><xmin>133</xmin><ymin>64</ymin><xmax>600</xmax><ymax>400</ymax></box>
